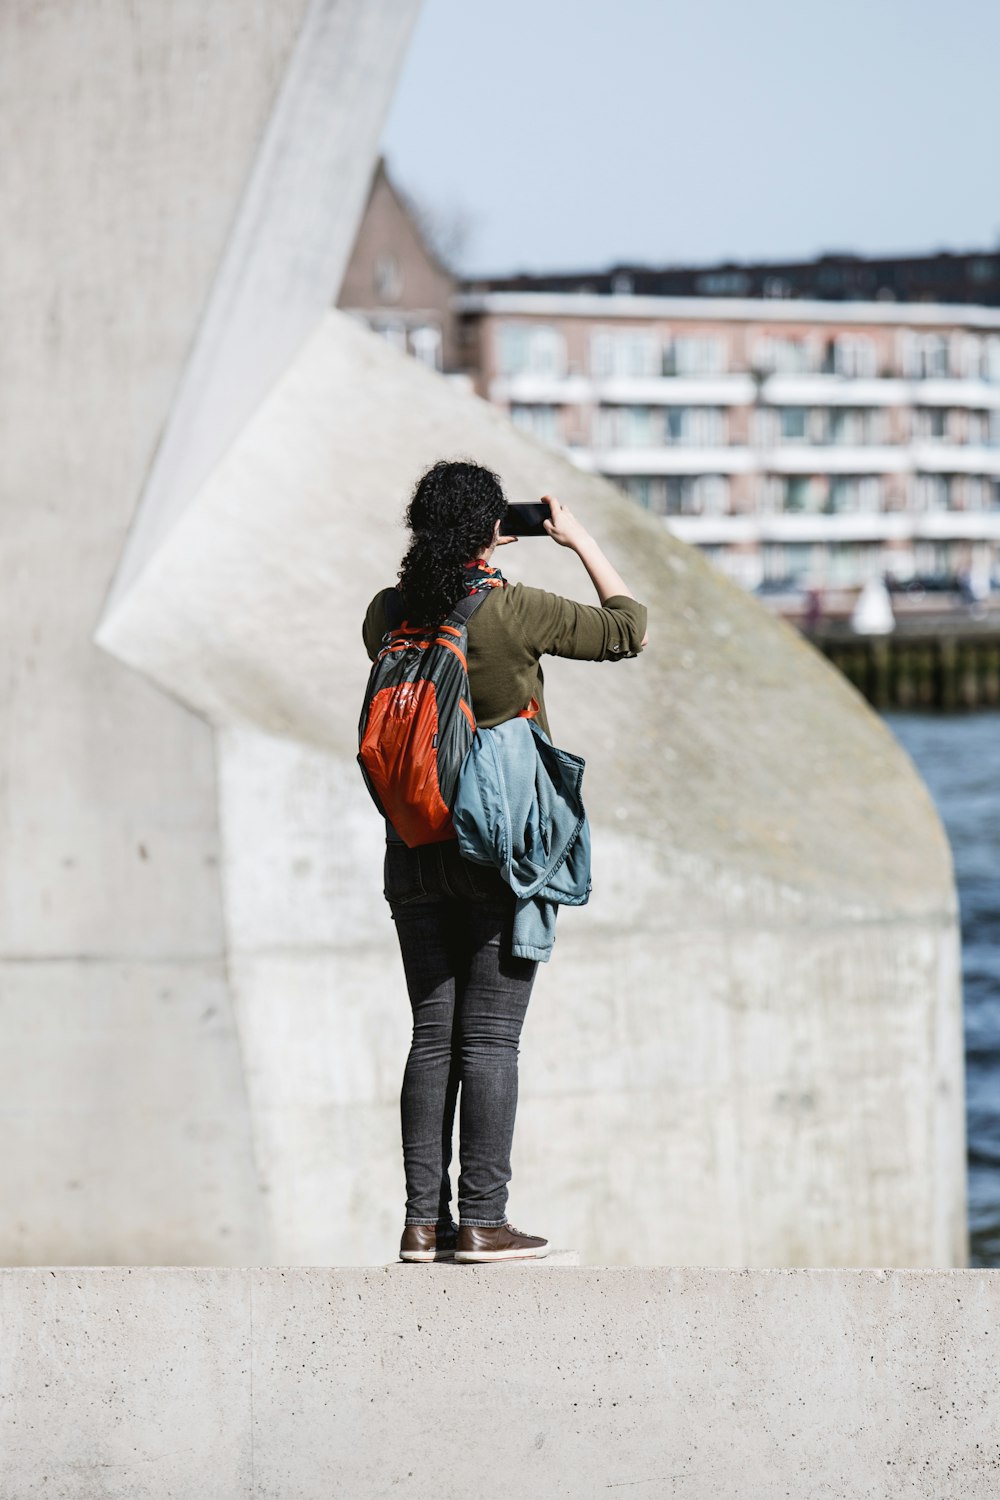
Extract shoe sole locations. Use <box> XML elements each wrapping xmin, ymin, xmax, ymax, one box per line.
<box><xmin>453</xmin><ymin>1247</ymin><xmax>550</xmax><ymax>1262</ymax></box>
<box><xmin>398</xmin><ymin>1249</ymin><xmax>456</xmax><ymax>1262</ymax></box>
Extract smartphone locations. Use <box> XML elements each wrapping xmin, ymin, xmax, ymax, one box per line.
<box><xmin>502</xmin><ymin>502</ymin><xmax>550</xmax><ymax>536</ymax></box>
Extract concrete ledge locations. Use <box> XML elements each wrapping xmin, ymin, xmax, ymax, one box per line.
<box><xmin>2</xmin><ymin>1267</ymin><xmax>998</xmax><ymax>1496</ymax></box>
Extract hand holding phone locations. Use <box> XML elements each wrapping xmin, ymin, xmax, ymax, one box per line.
<box><xmin>537</xmin><ymin>494</ymin><xmax>592</xmax><ymax>551</ymax></box>
<box><xmin>501</xmin><ymin>502</ymin><xmax>551</xmax><ymax>537</ymax></box>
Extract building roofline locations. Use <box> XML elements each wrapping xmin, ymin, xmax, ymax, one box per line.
<box><xmin>454</xmin><ymin>290</ymin><xmax>1000</xmax><ymax>330</ymax></box>
<box><xmin>371</xmin><ymin>156</ymin><xmax>457</xmax><ymax>284</ymax></box>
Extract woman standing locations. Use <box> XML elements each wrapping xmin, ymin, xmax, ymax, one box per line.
<box><xmin>363</xmin><ymin>460</ymin><xmax>647</xmax><ymax>1264</ymax></box>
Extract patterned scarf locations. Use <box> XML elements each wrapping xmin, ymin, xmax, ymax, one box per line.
<box><xmin>462</xmin><ymin>559</ymin><xmax>507</xmax><ymax>595</ymax></box>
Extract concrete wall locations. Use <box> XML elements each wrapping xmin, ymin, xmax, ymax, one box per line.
<box><xmin>97</xmin><ymin>309</ymin><xmax>967</xmax><ymax>1268</ymax></box>
<box><xmin>1</xmin><ymin>1266</ymin><xmax>997</xmax><ymax>1496</ymax></box>
<box><xmin>0</xmin><ymin>0</ymin><xmax>418</xmax><ymax>1264</ymax></box>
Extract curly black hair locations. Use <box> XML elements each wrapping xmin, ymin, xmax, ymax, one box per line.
<box><xmin>397</xmin><ymin>460</ymin><xmax>508</xmax><ymax>624</ymax></box>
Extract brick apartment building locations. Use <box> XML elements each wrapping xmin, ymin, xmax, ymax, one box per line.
<box><xmin>340</xmin><ymin>166</ymin><xmax>1000</xmax><ymax>597</ymax></box>
<box><xmin>458</xmin><ymin>291</ymin><xmax>1000</xmax><ymax>594</ymax></box>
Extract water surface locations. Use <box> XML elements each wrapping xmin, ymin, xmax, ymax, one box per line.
<box><xmin>883</xmin><ymin>710</ymin><xmax>1000</xmax><ymax>1267</ymax></box>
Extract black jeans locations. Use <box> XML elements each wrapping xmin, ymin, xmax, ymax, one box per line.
<box><xmin>384</xmin><ymin>838</ymin><xmax>538</xmax><ymax>1227</ymax></box>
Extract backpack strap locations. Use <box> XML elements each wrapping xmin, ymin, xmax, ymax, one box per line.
<box><xmin>383</xmin><ymin>586</ymin><xmax>491</xmax><ymax>632</ymax></box>
<box><xmin>382</xmin><ymin>588</ymin><xmax>405</xmax><ymax>630</ymax></box>
<box><xmin>446</xmin><ymin>589</ymin><xmax>492</xmax><ymax>627</ymax></box>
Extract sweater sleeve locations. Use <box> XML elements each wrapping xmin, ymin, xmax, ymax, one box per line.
<box><xmin>511</xmin><ymin>584</ymin><xmax>647</xmax><ymax>662</ymax></box>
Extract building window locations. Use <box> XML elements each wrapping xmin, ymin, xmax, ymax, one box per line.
<box><xmin>762</xmin><ymin>543</ymin><xmax>788</xmax><ymax>581</ymax></box>
<box><xmin>830</xmin><ymin>335</ymin><xmax>877</xmax><ymax>378</ymax></box>
<box><xmin>956</xmin><ymin>477</ymin><xmax>992</xmax><ymax>512</ymax></box>
<box><xmin>591</xmin><ymin>406</ymin><xmax>615</xmax><ymax>446</ymax></box>
<box><xmin>754</xmin><ymin>336</ymin><xmax>814</xmax><ymax>374</ymax></box>
<box><xmin>805</xmin><ymin>408</ymin><xmax>832</xmax><ymax>444</ymax></box>
<box><xmin>780</xmin><ymin>407</ymin><xmax>809</xmax><ymax>441</ymax></box>
<box><xmin>828</xmin><ymin>408</ymin><xmax>879</xmax><ymax>445</ymax></box>
<box><xmin>409</xmin><ymin>324</ymin><xmax>442</xmax><ymax>371</ymax></box>
<box><xmin>912</xmin><ymin>474</ymin><xmax>950</xmax><ymax>511</ymax></box>
<box><xmin>510</xmin><ymin>404</ymin><xmax>560</xmax><ymax>445</ymax></box>
<box><xmin>696</xmin><ymin>271</ymin><xmax>750</xmax><ymax>295</ymax></box>
<box><xmin>751</xmin><ymin>408</ymin><xmax>780</xmax><ymax>446</ymax></box>
<box><xmin>925</xmin><ymin>334</ymin><xmax>950</xmax><ymax>377</ymax></box>
<box><xmin>497</xmin><ymin>324</ymin><xmax>566</xmax><ymax>378</ymax></box>
<box><xmin>983</xmin><ymin>338</ymin><xmax>1000</xmax><ymax>384</ymax></box>
<box><xmin>373</xmin><ymin>319</ymin><xmax>407</xmax><ymax>354</ymax></box>
<box><xmin>696</xmin><ymin>475</ymin><xmax>729</xmax><ymax>514</ymax></box>
<box><xmin>827</xmin><ymin>476</ymin><xmax>880</xmax><ymax>513</ymax></box>
<box><xmin>902</xmin><ymin>333</ymin><xmax>950</xmax><ymax>379</ymax></box>
<box><xmin>590</xmin><ymin>330</ymin><xmax>660</xmax><ymax>378</ymax></box>
<box><xmin>784</xmin><ymin>544</ymin><xmax>818</xmax><ymax>582</ymax></box>
<box><xmin>956</xmin><ymin>334</ymin><xmax>982</xmax><ymax>378</ymax></box>
<box><xmin>591</xmin><ymin>406</ymin><xmax>655</xmax><ymax>446</ymax></box>
<box><xmin>756</xmin><ymin>475</ymin><xmax>783</xmax><ymax>513</ymax></box>
<box><xmin>688</xmin><ymin>408</ymin><xmax>726</xmax><ymax>445</ymax></box>
<box><xmin>667</xmin><ymin>335</ymin><xmax>728</xmax><ymax>376</ymax></box>
<box><xmin>663</xmin><ymin>475</ymin><xmax>729</xmax><ymax>515</ymax></box>
<box><xmin>782</xmin><ymin>476</ymin><xmax>820</xmax><ymax>513</ymax></box>
<box><xmin>623</xmin><ymin>476</ymin><xmax>652</xmax><ymax>508</ymax></box>
<box><xmin>620</xmin><ymin>407</ymin><xmax>654</xmax><ymax>447</ymax></box>
<box><xmin>827</xmin><ymin>543</ymin><xmax>866</xmax><ymax>585</ymax></box>
<box><xmin>664</xmin><ymin>407</ymin><xmax>726</xmax><ymax>445</ymax></box>
<box><xmin>914</xmin><ymin>541</ymin><xmax>949</xmax><ymax>575</ymax></box>
<box><xmin>373</xmin><ymin>253</ymin><xmax>401</xmax><ymax>303</ymax></box>
<box><xmin>621</xmin><ymin>476</ymin><xmax>670</xmax><ymax>512</ymax></box>
<box><xmin>591</xmin><ymin>335</ymin><xmax>612</xmax><ymax>378</ymax></box>
<box><xmin>913</xmin><ymin>407</ymin><xmax>948</xmax><ymax>441</ymax></box>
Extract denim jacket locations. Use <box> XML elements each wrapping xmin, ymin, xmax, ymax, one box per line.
<box><xmin>452</xmin><ymin>718</ymin><xmax>592</xmax><ymax>962</ymax></box>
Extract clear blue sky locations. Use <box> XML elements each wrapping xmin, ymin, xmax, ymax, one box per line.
<box><xmin>380</xmin><ymin>0</ymin><xmax>1000</xmax><ymax>277</ymax></box>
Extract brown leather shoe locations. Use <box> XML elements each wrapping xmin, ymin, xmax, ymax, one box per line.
<box><xmin>399</xmin><ymin>1223</ymin><xmax>458</xmax><ymax>1263</ymax></box>
<box><xmin>454</xmin><ymin>1221</ymin><xmax>549</xmax><ymax>1262</ymax></box>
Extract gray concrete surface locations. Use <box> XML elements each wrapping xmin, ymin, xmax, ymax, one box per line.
<box><xmin>104</xmin><ymin>0</ymin><xmax>420</xmax><ymax>613</ymax></box>
<box><xmin>1</xmin><ymin>1267</ymin><xmax>997</xmax><ymax>1497</ymax></box>
<box><xmin>97</xmin><ymin>310</ymin><xmax>966</xmax><ymax>1268</ymax></box>
<box><xmin>0</xmin><ymin>1</ymin><xmax>416</xmax><ymax>1264</ymax></box>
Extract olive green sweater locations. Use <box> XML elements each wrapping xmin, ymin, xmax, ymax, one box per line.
<box><xmin>363</xmin><ymin>583</ymin><xmax>647</xmax><ymax>741</ymax></box>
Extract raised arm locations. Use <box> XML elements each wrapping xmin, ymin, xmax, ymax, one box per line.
<box><xmin>541</xmin><ymin>494</ymin><xmax>649</xmax><ymax>646</ymax></box>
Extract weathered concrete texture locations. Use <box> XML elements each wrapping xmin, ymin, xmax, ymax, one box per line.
<box><xmin>104</xmin><ymin>0</ymin><xmax>421</xmax><ymax>612</ymax></box>
<box><xmin>0</xmin><ymin>2</ymin><xmax>417</xmax><ymax>1263</ymax></box>
<box><xmin>96</xmin><ymin>311</ymin><xmax>966</xmax><ymax>1268</ymax></box>
<box><xmin>0</xmin><ymin>1268</ymin><xmax>997</xmax><ymax>1498</ymax></box>
<box><xmin>0</xmin><ymin>961</ymin><xmax>259</xmax><ymax>1265</ymax></box>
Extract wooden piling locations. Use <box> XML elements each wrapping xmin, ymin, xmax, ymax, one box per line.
<box><xmin>805</xmin><ymin>622</ymin><xmax>1000</xmax><ymax>711</ymax></box>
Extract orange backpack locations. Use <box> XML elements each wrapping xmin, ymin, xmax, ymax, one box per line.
<box><xmin>357</xmin><ymin>588</ymin><xmax>489</xmax><ymax>847</ymax></box>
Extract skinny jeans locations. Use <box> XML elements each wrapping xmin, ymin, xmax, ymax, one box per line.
<box><xmin>383</xmin><ymin>838</ymin><xmax>538</xmax><ymax>1228</ymax></box>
